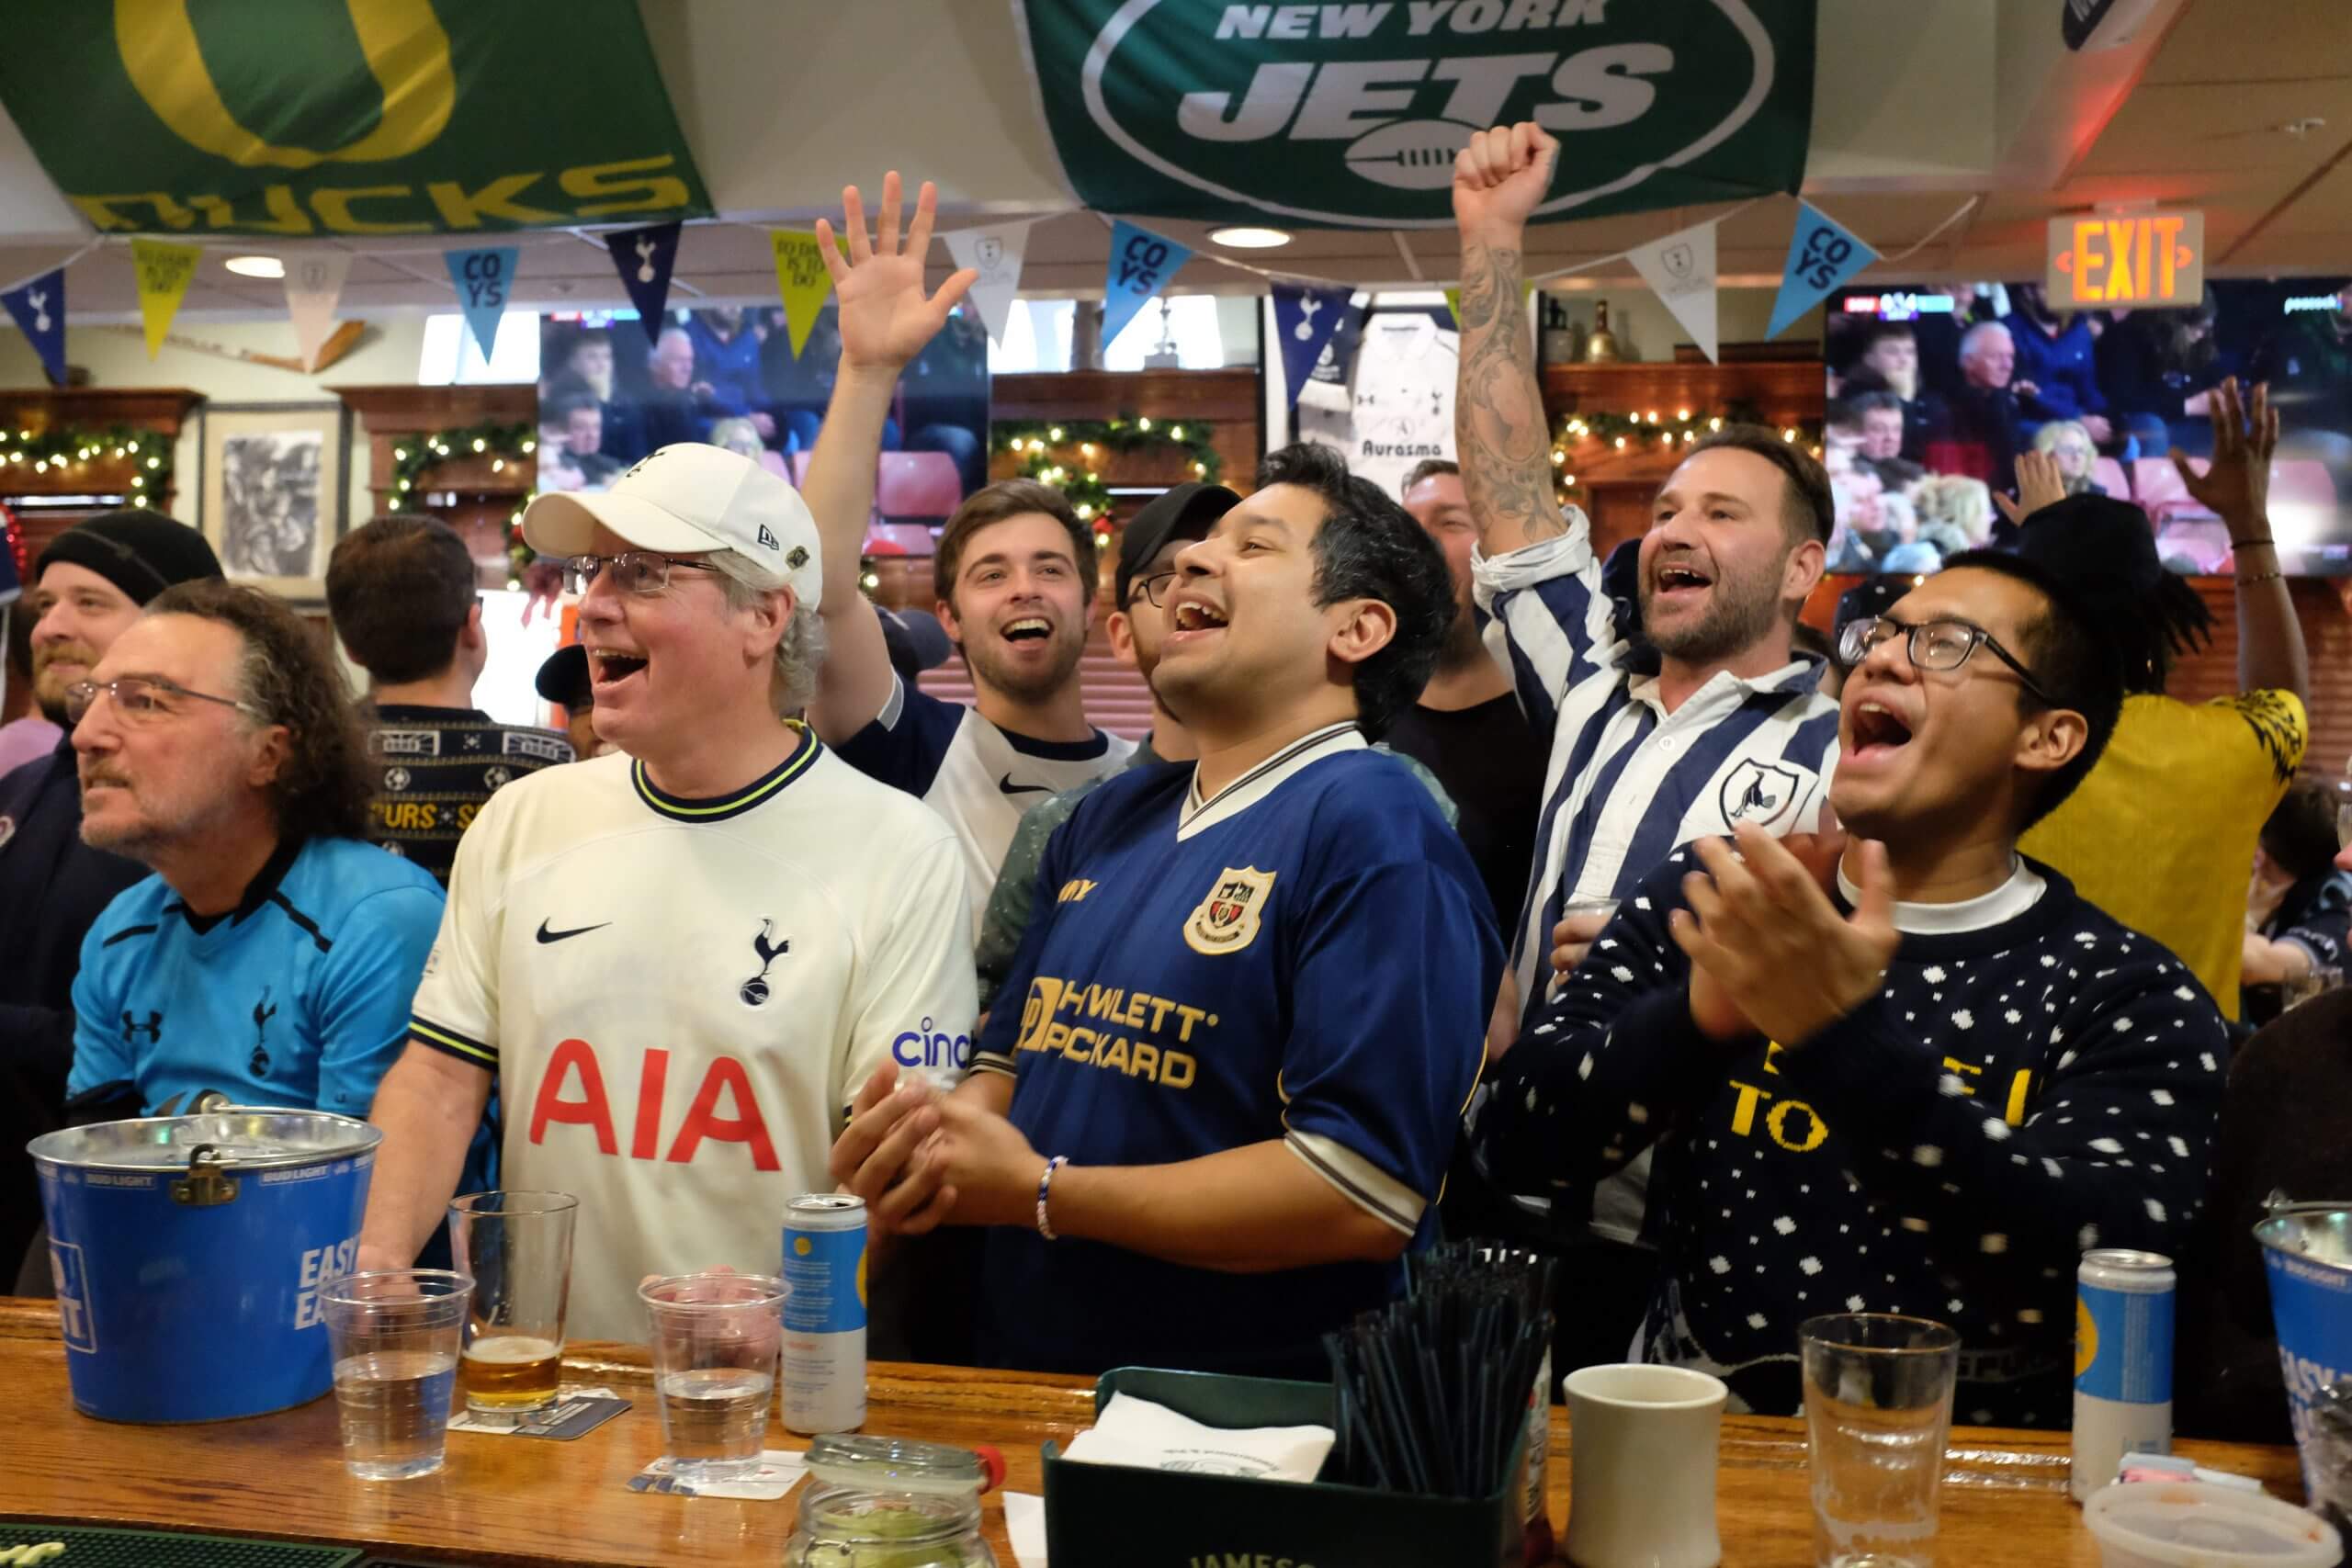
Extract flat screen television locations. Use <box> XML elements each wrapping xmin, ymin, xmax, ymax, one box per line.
<box><xmin>1823</xmin><ymin>280</ymin><xmax>2352</xmax><ymax>575</ymax></box>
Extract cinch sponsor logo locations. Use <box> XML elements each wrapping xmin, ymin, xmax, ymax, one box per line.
<box><xmin>1081</xmin><ymin>0</ymin><xmax>1779</xmax><ymax>226</ymax></box>
<box><xmin>892</xmin><ymin>1019</ymin><xmax>972</xmax><ymax>1072</ymax></box>
<box><xmin>293</xmin><ymin>1237</ymin><xmax>358</xmax><ymax>1329</ymax></box>
<box><xmin>528</xmin><ymin>1041</ymin><xmax>790</xmax><ymax>1170</ymax></box>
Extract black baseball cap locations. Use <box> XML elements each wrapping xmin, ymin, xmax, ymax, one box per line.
<box><xmin>1117</xmin><ymin>482</ymin><xmax>1239</xmax><ymax>607</ymax></box>
<box><xmin>535</xmin><ymin>642</ymin><xmax>593</xmax><ymax>710</ymax></box>
<box><xmin>879</xmin><ymin>607</ymin><xmax>953</xmax><ymax>681</ymax></box>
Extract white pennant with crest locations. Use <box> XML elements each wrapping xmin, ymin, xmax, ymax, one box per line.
<box><xmin>1626</xmin><ymin>220</ymin><xmax>1720</xmax><ymax>365</ymax></box>
<box><xmin>942</xmin><ymin>221</ymin><xmax>1032</xmax><ymax>345</ymax></box>
<box><xmin>283</xmin><ymin>251</ymin><xmax>353</xmax><ymax>371</ymax></box>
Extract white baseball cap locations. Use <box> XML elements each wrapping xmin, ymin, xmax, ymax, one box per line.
<box><xmin>522</xmin><ymin>443</ymin><xmax>822</xmax><ymax>604</ymax></box>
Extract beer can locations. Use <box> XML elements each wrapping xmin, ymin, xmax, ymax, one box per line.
<box><xmin>2072</xmin><ymin>1247</ymin><xmax>2176</xmax><ymax>1501</ymax></box>
<box><xmin>781</xmin><ymin>1193</ymin><xmax>868</xmax><ymax>1435</ymax></box>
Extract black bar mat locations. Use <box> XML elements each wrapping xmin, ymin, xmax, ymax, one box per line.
<box><xmin>0</xmin><ymin>1525</ymin><xmax>363</xmax><ymax>1566</ymax></box>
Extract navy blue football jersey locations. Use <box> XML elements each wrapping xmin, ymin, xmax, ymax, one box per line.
<box><xmin>973</xmin><ymin>724</ymin><xmax>1500</xmax><ymax>1377</ymax></box>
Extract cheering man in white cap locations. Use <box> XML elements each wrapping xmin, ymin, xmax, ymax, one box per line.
<box><xmin>356</xmin><ymin>445</ymin><xmax>977</xmax><ymax>1340</ymax></box>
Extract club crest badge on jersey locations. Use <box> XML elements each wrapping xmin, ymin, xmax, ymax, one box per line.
<box><xmin>1184</xmin><ymin>866</ymin><xmax>1275</xmax><ymax>957</ymax></box>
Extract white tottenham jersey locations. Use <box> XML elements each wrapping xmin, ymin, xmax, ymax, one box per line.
<box><xmin>835</xmin><ymin>674</ymin><xmax>1136</xmax><ymax>941</ymax></box>
<box><xmin>408</xmin><ymin>737</ymin><xmax>977</xmax><ymax>1340</ymax></box>
<box><xmin>1296</xmin><ymin>313</ymin><xmax>1459</xmax><ymax>500</ymax></box>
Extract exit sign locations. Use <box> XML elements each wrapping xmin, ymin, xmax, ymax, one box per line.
<box><xmin>2046</xmin><ymin>211</ymin><xmax>2205</xmax><ymax>309</ymax></box>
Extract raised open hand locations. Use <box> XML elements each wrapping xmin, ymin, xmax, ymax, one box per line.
<box><xmin>817</xmin><ymin>172</ymin><xmax>978</xmax><ymax>373</ymax></box>
<box><xmin>2173</xmin><ymin>378</ymin><xmax>2277</xmax><ymax>527</ymax></box>
<box><xmin>1993</xmin><ymin>449</ymin><xmax>2070</xmax><ymax>529</ymax></box>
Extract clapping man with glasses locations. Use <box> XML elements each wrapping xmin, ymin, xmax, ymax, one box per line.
<box><xmin>1472</xmin><ymin>553</ymin><xmax>2228</xmax><ymax>1427</ymax></box>
<box><xmin>62</xmin><ymin>581</ymin><xmax>463</xmax><ymax>1160</ymax></box>
<box><xmin>357</xmin><ymin>445</ymin><xmax>976</xmax><ymax>1342</ymax></box>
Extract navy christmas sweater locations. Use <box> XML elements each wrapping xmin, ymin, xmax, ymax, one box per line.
<box><xmin>1473</xmin><ymin>848</ymin><xmax>2226</xmax><ymax>1427</ymax></box>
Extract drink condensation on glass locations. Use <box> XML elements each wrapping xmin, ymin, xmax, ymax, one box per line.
<box><xmin>449</xmin><ymin>1190</ymin><xmax>578</xmax><ymax>1413</ymax></box>
<box><xmin>640</xmin><ymin>1271</ymin><xmax>788</xmax><ymax>1484</ymax></box>
<box><xmin>320</xmin><ymin>1269</ymin><xmax>472</xmax><ymax>1482</ymax></box>
<box><xmin>1800</xmin><ymin>1314</ymin><xmax>1962</xmax><ymax>1568</ymax></box>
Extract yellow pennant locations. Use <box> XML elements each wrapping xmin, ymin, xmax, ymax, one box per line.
<box><xmin>771</xmin><ymin>231</ymin><xmax>840</xmax><ymax>359</ymax></box>
<box><xmin>131</xmin><ymin>237</ymin><xmax>202</xmax><ymax>358</ymax></box>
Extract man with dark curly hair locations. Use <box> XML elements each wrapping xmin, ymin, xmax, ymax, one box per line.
<box><xmin>59</xmin><ymin>581</ymin><xmax>464</xmax><ymax>1147</ymax></box>
<box><xmin>831</xmin><ymin>442</ymin><xmax>1501</xmax><ymax>1378</ymax></box>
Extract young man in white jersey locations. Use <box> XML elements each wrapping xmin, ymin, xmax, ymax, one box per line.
<box><xmin>356</xmin><ymin>446</ymin><xmax>976</xmax><ymax>1340</ymax></box>
<box><xmin>1451</xmin><ymin>122</ymin><xmax>1843</xmax><ymax>1369</ymax></box>
<box><xmin>799</xmin><ymin>175</ymin><xmax>1134</xmax><ymax>935</ymax></box>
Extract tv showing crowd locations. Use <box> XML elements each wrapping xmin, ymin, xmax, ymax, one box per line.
<box><xmin>1825</xmin><ymin>280</ymin><xmax>2352</xmax><ymax>576</ymax></box>
<box><xmin>536</xmin><ymin>304</ymin><xmax>990</xmax><ymax>502</ymax></box>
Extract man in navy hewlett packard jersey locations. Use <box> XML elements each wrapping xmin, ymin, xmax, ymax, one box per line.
<box><xmin>796</xmin><ymin>175</ymin><xmax>1133</xmax><ymax>940</ymax></box>
<box><xmin>831</xmin><ymin>441</ymin><xmax>1501</xmax><ymax>1378</ymax></box>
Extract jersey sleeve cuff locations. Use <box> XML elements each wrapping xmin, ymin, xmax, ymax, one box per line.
<box><xmin>1284</xmin><ymin>1130</ymin><xmax>1423</xmax><ymax>1237</ymax></box>
<box><xmin>410</xmin><ymin>1016</ymin><xmax>498</xmax><ymax>1071</ymax></box>
<box><xmin>970</xmin><ymin>1052</ymin><xmax>1017</xmax><ymax>1078</ymax></box>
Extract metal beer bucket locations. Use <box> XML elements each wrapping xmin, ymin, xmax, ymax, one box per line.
<box><xmin>2256</xmin><ymin>1202</ymin><xmax>2352</xmax><ymax>1503</ymax></box>
<box><xmin>28</xmin><ymin>1109</ymin><xmax>382</xmax><ymax>1423</ymax></box>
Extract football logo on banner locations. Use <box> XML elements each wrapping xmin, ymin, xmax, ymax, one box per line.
<box><xmin>0</xmin><ymin>267</ymin><xmax>65</xmax><ymax>385</ymax></box>
<box><xmin>445</xmin><ymin>245</ymin><xmax>518</xmax><ymax>359</ymax></box>
<box><xmin>1272</xmin><ymin>283</ymin><xmax>1351</xmax><ymax>407</ymax></box>
<box><xmin>1102</xmin><ymin>220</ymin><xmax>1192</xmax><ymax>351</ymax></box>
<box><xmin>1627</xmin><ymin>219</ymin><xmax>1720</xmax><ymax>365</ymax></box>
<box><xmin>1767</xmin><ymin>201</ymin><xmax>1878</xmax><ymax>340</ymax></box>
<box><xmin>944</xmin><ymin>220</ymin><xmax>1033</xmax><ymax>345</ymax></box>
<box><xmin>604</xmin><ymin>222</ymin><xmax>682</xmax><ymax>344</ymax></box>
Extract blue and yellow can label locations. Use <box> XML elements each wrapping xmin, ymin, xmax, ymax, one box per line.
<box><xmin>2075</xmin><ymin>1284</ymin><xmax>2174</xmax><ymax>1404</ymax></box>
<box><xmin>782</xmin><ymin>1223</ymin><xmax>867</xmax><ymax>1334</ymax></box>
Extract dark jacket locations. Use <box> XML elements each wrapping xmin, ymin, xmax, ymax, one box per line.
<box><xmin>0</xmin><ymin>732</ymin><xmax>149</xmax><ymax>1270</ymax></box>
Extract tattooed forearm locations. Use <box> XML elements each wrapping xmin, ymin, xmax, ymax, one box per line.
<box><xmin>1454</xmin><ymin>238</ymin><xmax>1572</xmax><ymax>551</ymax></box>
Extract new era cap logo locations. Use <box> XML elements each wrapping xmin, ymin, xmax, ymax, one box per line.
<box><xmin>757</xmin><ymin>524</ymin><xmax>780</xmax><ymax>551</ymax></box>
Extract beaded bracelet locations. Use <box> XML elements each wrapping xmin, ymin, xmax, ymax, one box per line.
<box><xmin>1036</xmin><ymin>1155</ymin><xmax>1069</xmax><ymax>1241</ymax></box>
<box><xmin>2236</xmin><ymin>569</ymin><xmax>2284</xmax><ymax>586</ymax></box>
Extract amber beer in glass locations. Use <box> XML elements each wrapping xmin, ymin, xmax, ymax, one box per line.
<box><xmin>448</xmin><ymin>1190</ymin><xmax>578</xmax><ymax>1412</ymax></box>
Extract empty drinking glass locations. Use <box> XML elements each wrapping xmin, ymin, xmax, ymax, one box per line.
<box><xmin>320</xmin><ymin>1269</ymin><xmax>473</xmax><ymax>1481</ymax></box>
<box><xmin>1800</xmin><ymin>1314</ymin><xmax>1961</xmax><ymax>1568</ymax></box>
<box><xmin>640</xmin><ymin>1271</ymin><xmax>788</xmax><ymax>1484</ymax></box>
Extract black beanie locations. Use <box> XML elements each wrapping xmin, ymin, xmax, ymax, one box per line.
<box><xmin>35</xmin><ymin>511</ymin><xmax>222</xmax><ymax>605</ymax></box>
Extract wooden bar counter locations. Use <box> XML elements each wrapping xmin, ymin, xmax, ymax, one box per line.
<box><xmin>0</xmin><ymin>1299</ymin><xmax>2308</xmax><ymax>1565</ymax></box>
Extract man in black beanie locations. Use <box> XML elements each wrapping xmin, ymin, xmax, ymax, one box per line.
<box><xmin>0</xmin><ymin>510</ymin><xmax>221</xmax><ymax>1274</ymax></box>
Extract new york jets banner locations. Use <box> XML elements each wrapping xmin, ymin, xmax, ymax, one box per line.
<box><xmin>1013</xmin><ymin>0</ymin><xmax>1815</xmax><ymax>230</ymax></box>
<box><xmin>0</xmin><ymin>0</ymin><xmax>711</xmax><ymax>238</ymax></box>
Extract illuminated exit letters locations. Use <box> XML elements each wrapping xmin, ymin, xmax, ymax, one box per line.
<box><xmin>2045</xmin><ymin>210</ymin><xmax>2205</xmax><ymax>310</ymax></box>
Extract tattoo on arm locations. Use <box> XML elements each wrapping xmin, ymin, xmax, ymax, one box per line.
<box><xmin>1454</xmin><ymin>239</ymin><xmax>1572</xmax><ymax>549</ymax></box>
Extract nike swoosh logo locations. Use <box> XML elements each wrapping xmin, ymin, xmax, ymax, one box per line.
<box><xmin>536</xmin><ymin>919</ymin><xmax>611</xmax><ymax>944</ymax></box>
<box><xmin>999</xmin><ymin>773</ymin><xmax>1050</xmax><ymax>796</ymax></box>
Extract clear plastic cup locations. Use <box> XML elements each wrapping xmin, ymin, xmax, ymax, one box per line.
<box><xmin>1801</xmin><ymin>1314</ymin><xmax>1961</xmax><ymax>1568</ymax></box>
<box><xmin>639</xmin><ymin>1271</ymin><xmax>788</xmax><ymax>1484</ymax></box>
<box><xmin>320</xmin><ymin>1269</ymin><xmax>473</xmax><ymax>1481</ymax></box>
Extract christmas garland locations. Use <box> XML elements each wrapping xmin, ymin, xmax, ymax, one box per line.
<box><xmin>1548</xmin><ymin>404</ymin><xmax>1825</xmax><ymax>500</ymax></box>
<box><xmin>0</xmin><ymin>423</ymin><xmax>175</xmax><ymax>512</ymax></box>
<box><xmin>384</xmin><ymin>421</ymin><xmax>539</xmax><ymax>581</ymax></box>
<box><xmin>992</xmin><ymin>417</ymin><xmax>1221</xmax><ymax>525</ymax></box>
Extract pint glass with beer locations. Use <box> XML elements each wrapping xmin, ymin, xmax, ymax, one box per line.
<box><xmin>448</xmin><ymin>1190</ymin><xmax>579</xmax><ymax>1412</ymax></box>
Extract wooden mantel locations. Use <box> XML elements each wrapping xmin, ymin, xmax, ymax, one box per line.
<box><xmin>0</xmin><ymin>388</ymin><xmax>205</xmax><ymax>558</ymax></box>
<box><xmin>334</xmin><ymin>384</ymin><xmax>536</xmax><ymax>584</ymax></box>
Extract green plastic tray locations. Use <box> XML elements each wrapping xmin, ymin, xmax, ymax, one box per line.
<box><xmin>0</xmin><ymin>1525</ymin><xmax>362</xmax><ymax>1567</ymax></box>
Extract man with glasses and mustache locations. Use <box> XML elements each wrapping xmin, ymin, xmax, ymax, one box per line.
<box><xmin>0</xmin><ymin>512</ymin><xmax>220</xmax><ymax>1279</ymax></box>
<box><xmin>1474</xmin><ymin>553</ymin><xmax>2227</xmax><ymax>1427</ymax></box>
<box><xmin>355</xmin><ymin>446</ymin><xmax>975</xmax><ymax>1342</ymax></box>
<box><xmin>57</xmin><ymin>580</ymin><xmax>476</xmax><ymax>1166</ymax></box>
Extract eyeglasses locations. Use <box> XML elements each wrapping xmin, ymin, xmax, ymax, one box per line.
<box><xmin>564</xmin><ymin>552</ymin><xmax>722</xmax><ymax>597</ymax></box>
<box><xmin>1128</xmin><ymin>569</ymin><xmax>1181</xmax><ymax>609</ymax></box>
<box><xmin>1837</xmin><ymin>615</ymin><xmax>2062</xmax><ymax>706</ymax></box>
<box><xmin>64</xmin><ymin>676</ymin><xmax>264</xmax><ymax>727</ymax></box>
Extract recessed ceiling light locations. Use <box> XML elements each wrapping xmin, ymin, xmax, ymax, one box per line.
<box><xmin>1209</xmin><ymin>226</ymin><xmax>1292</xmax><ymax>249</ymax></box>
<box><xmin>223</xmin><ymin>254</ymin><xmax>284</xmax><ymax>278</ymax></box>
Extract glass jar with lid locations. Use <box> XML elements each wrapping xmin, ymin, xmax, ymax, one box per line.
<box><xmin>786</xmin><ymin>1433</ymin><xmax>1004</xmax><ymax>1568</ymax></box>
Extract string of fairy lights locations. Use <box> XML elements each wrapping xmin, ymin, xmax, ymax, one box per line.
<box><xmin>1549</xmin><ymin>404</ymin><xmax>1825</xmax><ymax>507</ymax></box>
<box><xmin>0</xmin><ymin>424</ymin><xmax>173</xmax><ymax>508</ymax></box>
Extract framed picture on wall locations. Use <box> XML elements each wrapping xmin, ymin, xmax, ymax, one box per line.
<box><xmin>198</xmin><ymin>401</ymin><xmax>350</xmax><ymax>600</ymax></box>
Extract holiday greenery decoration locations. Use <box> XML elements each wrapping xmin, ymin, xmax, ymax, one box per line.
<box><xmin>385</xmin><ymin>421</ymin><xmax>539</xmax><ymax>581</ymax></box>
<box><xmin>1546</xmin><ymin>403</ymin><xmax>1826</xmax><ymax>503</ymax></box>
<box><xmin>992</xmin><ymin>416</ymin><xmax>1221</xmax><ymax>526</ymax></box>
<box><xmin>0</xmin><ymin>423</ymin><xmax>175</xmax><ymax>511</ymax></box>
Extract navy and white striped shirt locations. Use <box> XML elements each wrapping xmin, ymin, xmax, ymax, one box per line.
<box><xmin>1475</xmin><ymin>524</ymin><xmax>1841</xmax><ymax>1241</ymax></box>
